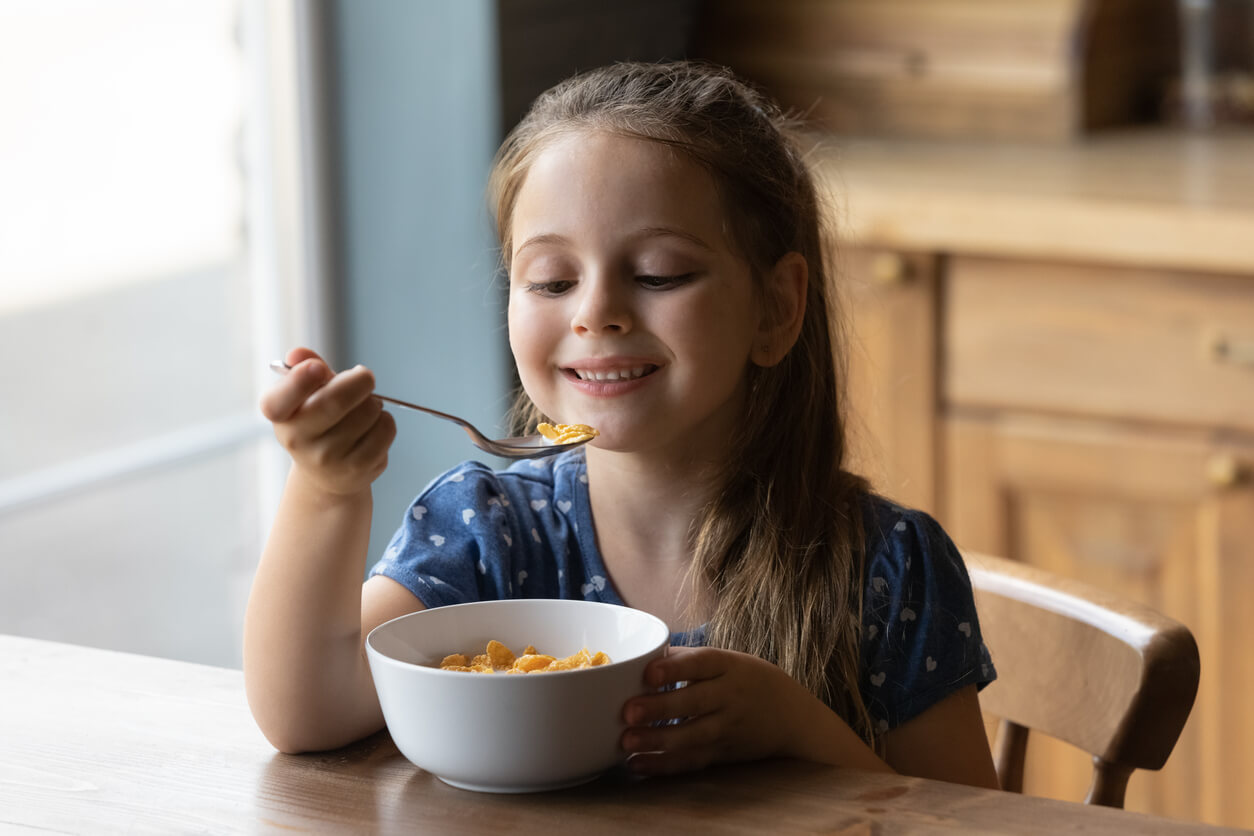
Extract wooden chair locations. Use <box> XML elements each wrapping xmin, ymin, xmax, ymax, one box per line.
<box><xmin>965</xmin><ymin>552</ymin><xmax>1201</xmax><ymax>808</ymax></box>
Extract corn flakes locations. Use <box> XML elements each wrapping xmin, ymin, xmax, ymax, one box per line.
<box><xmin>438</xmin><ymin>640</ymin><xmax>610</xmax><ymax>674</ymax></box>
<box><xmin>536</xmin><ymin>422</ymin><xmax>599</xmax><ymax>445</ymax></box>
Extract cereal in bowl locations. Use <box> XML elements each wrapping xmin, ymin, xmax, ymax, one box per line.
<box><xmin>439</xmin><ymin>640</ymin><xmax>610</xmax><ymax>674</ymax></box>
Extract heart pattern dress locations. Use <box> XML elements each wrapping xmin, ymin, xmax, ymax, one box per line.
<box><xmin>370</xmin><ymin>449</ymin><xmax>996</xmax><ymax>737</ymax></box>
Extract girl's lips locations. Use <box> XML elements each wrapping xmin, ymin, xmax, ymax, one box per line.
<box><xmin>560</xmin><ymin>361</ymin><xmax>661</xmax><ymax>396</ymax></box>
<box><xmin>565</xmin><ymin>363</ymin><xmax>658</xmax><ymax>382</ymax></box>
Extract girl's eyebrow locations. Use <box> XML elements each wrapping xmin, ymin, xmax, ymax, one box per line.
<box><xmin>634</xmin><ymin>226</ymin><xmax>715</xmax><ymax>252</ymax></box>
<box><xmin>514</xmin><ymin>233</ymin><xmax>570</xmax><ymax>257</ymax></box>
<box><xmin>515</xmin><ymin>227</ymin><xmax>715</xmax><ymax>257</ymax></box>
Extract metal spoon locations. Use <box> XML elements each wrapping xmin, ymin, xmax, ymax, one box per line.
<box><xmin>270</xmin><ymin>360</ymin><xmax>591</xmax><ymax>459</ymax></box>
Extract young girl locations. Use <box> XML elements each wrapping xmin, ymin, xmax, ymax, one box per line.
<box><xmin>244</xmin><ymin>61</ymin><xmax>999</xmax><ymax>787</ymax></box>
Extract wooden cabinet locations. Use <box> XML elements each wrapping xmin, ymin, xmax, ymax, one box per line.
<box><xmin>840</xmin><ymin>248</ymin><xmax>939</xmax><ymax>514</ymax></box>
<box><xmin>844</xmin><ymin>249</ymin><xmax>1254</xmax><ymax>827</ymax></box>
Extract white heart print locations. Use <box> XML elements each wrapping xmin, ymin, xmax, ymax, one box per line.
<box><xmin>894</xmin><ymin>520</ymin><xmax>907</xmax><ymax>532</ymax></box>
<box><xmin>870</xmin><ymin>672</ymin><xmax>886</xmax><ymax>687</ymax></box>
<box><xmin>530</xmin><ymin>499</ymin><xmax>548</xmax><ymax>511</ymax></box>
<box><xmin>531</xmin><ymin>528</ymin><xmax>542</xmax><ymax>543</ymax></box>
<box><xmin>557</xmin><ymin>500</ymin><xmax>572</xmax><ymax>514</ymax></box>
<box><xmin>449</xmin><ymin>473</ymin><xmax>464</xmax><ymax>482</ymax></box>
<box><xmin>502</xmin><ymin>533</ymin><xmax>512</xmax><ymax>547</ymax></box>
<box><xmin>579</xmin><ymin>575</ymin><xmax>607</xmax><ymax>596</ymax></box>
<box><xmin>958</xmin><ymin>622</ymin><xmax>972</xmax><ymax>637</ymax></box>
<box><xmin>866</xmin><ymin>624</ymin><xmax>879</xmax><ymax>640</ymax></box>
<box><xmin>429</xmin><ymin>534</ymin><xmax>445</xmax><ymax>547</ymax></box>
<box><xmin>412</xmin><ymin>505</ymin><xmax>427</xmax><ymax>520</ymax></box>
<box><xmin>925</xmin><ymin>657</ymin><xmax>937</xmax><ymax>672</ymax></box>
<box><xmin>462</xmin><ymin>509</ymin><xmax>475</xmax><ymax>524</ymax></box>
<box><xmin>900</xmin><ymin>607</ymin><xmax>917</xmax><ymax>622</ymax></box>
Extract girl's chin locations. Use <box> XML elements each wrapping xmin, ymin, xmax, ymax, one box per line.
<box><xmin>576</xmin><ymin>430</ymin><xmax>640</xmax><ymax>454</ymax></box>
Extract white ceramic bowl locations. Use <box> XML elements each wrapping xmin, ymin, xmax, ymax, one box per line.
<box><xmin>365</xmin><ymin>599</ymin><xmax>670</xmax><ymax>793</ymax></box>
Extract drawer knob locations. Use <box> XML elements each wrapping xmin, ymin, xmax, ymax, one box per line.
<box><xmin>1203</xmin><ymin>330</ymin><xmax>1254</xmax><ymax>369</ymax></box>
<box><xmin>1207</xmin><ymin>455</ymin><xmax>1250</xmax><ymax>488</ymax></box>
<box><xmin>871</xmin><ymin>253</ymin><xmax>912</xmax><ymax>286</ymax></box>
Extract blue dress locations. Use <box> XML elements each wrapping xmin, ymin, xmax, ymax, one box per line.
<box><xmin>369</xmin><ymin>449</ymin><xmax>996</xmax><ymax>734</ymax></box>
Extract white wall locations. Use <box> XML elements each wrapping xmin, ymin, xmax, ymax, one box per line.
<box><xmin>327</xmin><ymin>0</ymin><xmax>511</xmax><ymax>566</ymax></box>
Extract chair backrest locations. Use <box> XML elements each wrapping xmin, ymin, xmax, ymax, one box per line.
<box><xmin>965</xmin><ymin>552</ymin><xmax>1200</xmax><ymax>808</ymax></box>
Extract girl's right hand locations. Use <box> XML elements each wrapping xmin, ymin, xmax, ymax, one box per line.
<box><xmin>259</xmin><ymin>347</ymin><xmax>397</xmax><ymax>497</ymax></box>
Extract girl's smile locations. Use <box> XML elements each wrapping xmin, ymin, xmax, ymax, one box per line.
<box><xmin>506</xmin><ymin>130</ymin><xmax>765</xmax><ymax>457</ymax></box>
<box><xmin>561</xmin><ymin>356</ymin><xmax>662</xmax><ymax>395</ymax></box>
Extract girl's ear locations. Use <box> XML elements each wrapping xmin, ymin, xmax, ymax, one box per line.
<box><xmin>751</xmin><ymin>251</ymin><xmax>808</xmax><ymax>367</ymax></box>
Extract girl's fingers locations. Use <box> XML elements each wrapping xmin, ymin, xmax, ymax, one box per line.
<box><xmin>313</xmin><ymin>392</ymin><xmax>385</xmax><ymax>458</ymax></box>
<box><xmin>626</xmin><ymin>747</ymin><xmax>714</xmax><ymax>777</ymax></box>
<box><xmin>284</xmin><ymin>346</ymin><xmax>324</xmax><ymax>368</ymax></box>
<box><xmin>346</xmin><ymin>408</ymin><xmax>397</xmax><ymax>480</ymax></box>
<box><xmin>624</xmin><ymin>677</ymin><xmax>720</xmax><ymax>728</ymax></box>
<box><xmin>260</xmin><ymin>357</ymin><xmax>333</xmax><ymax>422</ymax></box>
<box><xmin>287</xmin><ymin>365</ymin><xmax>377</xmax><ymax>437</ymax></box>
<box><xmin>622</xmin><ymin>713</ymin><xmax>725</xmax><ymax>768</ymax></box>
<box><xmin>644</xmin><ymin>645</ymin><xmax>725</xmax><ymax>689</ymax></box>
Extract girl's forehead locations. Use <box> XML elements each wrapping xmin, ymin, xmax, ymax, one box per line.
<box><xmin>511</xmin><ymin>131</ymin><xmax>730</xmax><ymax>254</ymax></box>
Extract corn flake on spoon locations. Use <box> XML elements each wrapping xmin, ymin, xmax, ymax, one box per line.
<box><xmin>270</xmin><ymin>360</ymin><xmax>596</xmax><ymax>459</ymax></box>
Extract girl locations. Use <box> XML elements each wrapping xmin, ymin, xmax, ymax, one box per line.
<box><xmin>245</xmin><ymin>61</ymin><xmax>999</xmax><ymax>788</ymax></box>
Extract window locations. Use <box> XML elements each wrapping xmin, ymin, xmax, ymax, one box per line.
<box><xmin>0</xmin><ymin>0</ymin><xmax>326</xmax><ymax>667</ymax></box>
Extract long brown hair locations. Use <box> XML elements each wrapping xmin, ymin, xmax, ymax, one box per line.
<box><xmin>489</xmin><ymin>61</ymin><xmax>875</xmax><ymax>744</ymax></box>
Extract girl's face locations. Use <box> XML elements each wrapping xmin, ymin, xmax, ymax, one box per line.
<box><xmin>507</xmin><ymin>130</ymin><xmax>763</xmax><ymax>458</ymax></box>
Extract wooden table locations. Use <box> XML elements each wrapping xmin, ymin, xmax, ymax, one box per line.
<box><xmin>1</xmin><ymin>635</ymin><xmax>1244</xmax><ymax>835</ymax></box>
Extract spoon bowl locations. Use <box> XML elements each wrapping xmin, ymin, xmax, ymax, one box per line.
<box><xmin>270</xmin><ymin>360</ymin><xmax>591</xmax><ymax>459</ymax></box>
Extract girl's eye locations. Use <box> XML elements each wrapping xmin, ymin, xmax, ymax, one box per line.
<box><xmin>524</xmin><ymin>280</ymin><xmax>575</xmax><ymax>297</ymax></box>
<box><xmin>637</xmin><ymin>272</ymin><xmax>696</xmax><ymax>290</ymax></box>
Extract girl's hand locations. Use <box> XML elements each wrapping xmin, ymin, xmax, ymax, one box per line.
<box><xmin>620</xmin><ymin>646</ymin><xmax>835</xmax><ymax>775</ymax></box>
<box><xmin>259</xmin><ymin>347</ymin><xmax>397</xmax><ymax>497</ymax></box>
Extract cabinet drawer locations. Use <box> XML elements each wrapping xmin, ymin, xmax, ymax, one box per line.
<box><xmin>944</xmin><ymin>256</ymin><xmax>1254</xmax><ymax>432</ymax></box>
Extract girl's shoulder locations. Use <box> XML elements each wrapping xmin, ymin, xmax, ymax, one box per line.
<box><xmin>856</xmin><ymin>492</ymin><xmax>976</xmax><ymax>606</ymax></box>
<box><xmin>859</xmin><ymin>493</ymin><xmax>963</xmax><ymax>570</ymax></box>
<box><xmin>856</xmin><ymin>492</ymin><xmax>997</xmax><ymax>732</ymax></box>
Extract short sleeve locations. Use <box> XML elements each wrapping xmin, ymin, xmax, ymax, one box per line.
<box><xmin>859</xmin><ymin>502</ymin><xmax>996</xmax><ymax>734</ymax></box>
<box><xmin>368</xmin><ymin>461</ymin><xmax>517</xmax><ymax>608</ymax></box>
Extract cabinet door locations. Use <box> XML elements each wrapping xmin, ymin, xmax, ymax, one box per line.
<box><xmin>841</xmin><ymin>249</ymin><xmax>939</xmax><ymax>515</ymax></box>
<box><xmin>943</xmin><ymin>413</ymin><xmax>1254</xmax><ymax>828</ymax></box>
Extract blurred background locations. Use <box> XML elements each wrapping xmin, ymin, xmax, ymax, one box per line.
<box><xmin>1</xmin><ymin>0</ymin><xmax>1251</xmax><ymax>827</ymax></box>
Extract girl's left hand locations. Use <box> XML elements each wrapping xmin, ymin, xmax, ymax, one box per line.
<box><xmin>619</xmin><ymin>646</ymin><xmax>820</xmax><ymax>775</ymax></box>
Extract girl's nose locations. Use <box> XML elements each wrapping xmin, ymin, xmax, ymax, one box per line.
<box><xmin>571</xmin><ymin>276</ymin><xmax>632</xmax><ymax>335</ymax></box>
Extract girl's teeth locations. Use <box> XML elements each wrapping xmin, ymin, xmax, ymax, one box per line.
<box><xmin>577</xmin><ymin>366</ymin><xmax>648</xmax><ymax>381</ymax></box>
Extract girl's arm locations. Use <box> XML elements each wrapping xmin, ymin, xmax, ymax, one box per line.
<box><xmin>878</xmin><ymin>683</ymin><xmax>999</xmax><ymax>788</ymax></box>
<box><xmin>243</xmin><ymin>348</ymin><xmax>410</xmax><ymax>753</ymax></box>
<box><xmin>621</xmin><ymin>647</ymin><xmax>999</xmax><ymax>789</ymax></box>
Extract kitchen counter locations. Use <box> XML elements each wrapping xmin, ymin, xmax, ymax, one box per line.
<box><xmin>816</xmin><ymin>129</ymin><xmax>1254</xmax><ymax>275</ymax></box>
